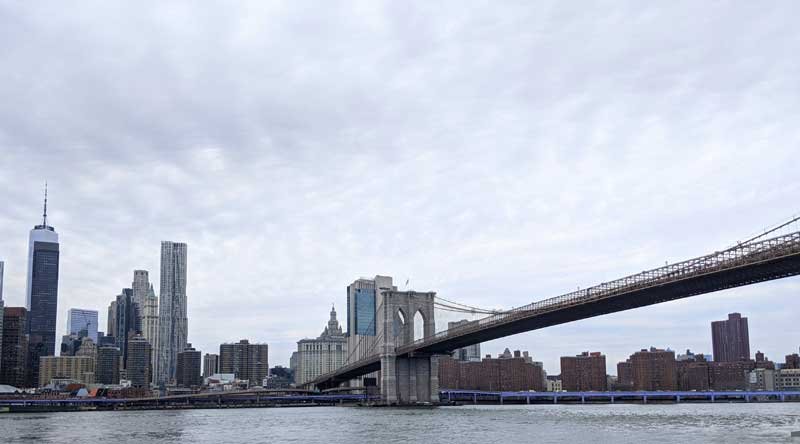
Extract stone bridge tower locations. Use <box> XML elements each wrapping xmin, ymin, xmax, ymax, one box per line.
<box><xmin>376</xmin><ymin>289</ymin><xmax>440</xmax><ymax>404</ymax></box>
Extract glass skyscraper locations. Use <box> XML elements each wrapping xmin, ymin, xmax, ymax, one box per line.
<box><xmin>66</xmin><ymin>308</ymin><xmax>98</xmax><ymax>342</ymax></box>
<box><xmin>354</xmin><ymin>288</ymin><xmax>376</xmax><ymax>336</ymax></box>
<box><xmin>26</xmin><ymin>187</ymin><xmax>59</xmax><ymax>387</ymax></box>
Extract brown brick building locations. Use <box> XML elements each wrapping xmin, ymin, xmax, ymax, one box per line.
<box><xmin>709</xmin><ymin>360</ymin><xmax>755</xmax><ymax>390</ymax></box>
<box><xmin>676</xmin><ymin>355</ymin><xmax>710</xmax><ymax>391</ymax></box>
<box><xmin>615</xmin><ymin>360</ymin><xmax>633</xmax><ymax>391</ymax></box>
<box><xmin>560</xmin><ymin>352</ymin><xmax>606</xmax><ymax>392</ymax></box>
<box><xmin>439</xmin><ymin>351</ymin><xmax>546</xmax><ymax>392</ymax></box>
<box><xmin>785</xmin><ymin>354</ymin><xmax>800</xmax><ymax>369</ymax></box>
<box><xmin>629</xmin><ymin>348</ymin><xmax>677</xmax><ymax>391</ymax></box>
<box><xmin>711</xmin><ymin>313</ymin><xmax>750</xmax><ymax>362</ymax></box>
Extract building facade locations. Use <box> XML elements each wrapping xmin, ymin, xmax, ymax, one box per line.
<box><xmin>447</xmin><ymin>320</ymin><xmax>481</xmax><ymax>362</ymax></box>
<box><xmin>711</xmin><ymin>313</ymin><xmax>751</xmax><ymax>362</ymax></box>
<box><xmin>66</xmin><ymin>308</ymin><xmax>98</xmax><ymax>342</ymax></box>
<box><xmin>127</xmin><ymin>334</ymin><xmax>152</xmax><ymax>388</ymax></box>
<box><xmin>131</xmin><ymin>270</ymin><xmax>159</xmax><ymax>372</ymax></box>
<box><xmin>709</xmin><ymin>360</ymin><xmax>754</xmax><ymax>390</ymax></box>
<box><xmin>114</xmin><ymin>289</ymin><xmax>141</xmax><ymax>370</ymax></box>
<box><xmin>176</xmin><ymin>344</ymin><xmax>202</xmax><ymax>388</ymax></box>
<box><xmin>203</xmin><ymin>353</ymin><xmax>219</xmax><ymax>378</ymax></box>
<box><xmin>26</xmin><ymin>191</ymin><xmax>60</xmax><ymax>388</ymax></box>
<box><xmin>0</xmin><ymin>307</ymin><xmax>28</xmax><ymax>387</ymax></box>
<box><xmin>777</xmin><ymin>368</ymin><xmax>800</xmax><ymax>391</ymax></box>
<box><xmin>0</xmin><ymin>261</ymin><xmax>4</xmax><ymax>374</ymax></box>
<box><xmin>439</xmin><ymin>350</ymin><xmax>546</xmax><ymax>392</ymax></box>
<box><xmin>560</xmin><ymin>352</ymin><xmax>607</xmax><ymax>392</ymax></box>
<box><xmin>219</xmin><ymin>339</ymin><xmax>269</xmax><ymax>386</ymax></box>
<box><xmin>38</xmin><ymin>355</ymin><xmax>95</xmax><ymax>386</ymax></box>
<box><xmin>629</xmin><ymin>348</ymin><xmax>677</xmax><ymax>391</ymax></box>
<box><xmin>296</xmin><ymin>306</ymin><xmax>347</xmax><ymax>385</ymax></box>
<box><xmin>156</xmin><ymin>241</ymin><xmax>188</xmax><ymax>386</ymax></box>
<box><xmin>95</xmin><ymin>345</ymin><xmax>120</xmax><ymax>385</ymax></box>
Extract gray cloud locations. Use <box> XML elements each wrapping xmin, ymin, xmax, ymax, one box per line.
<box><xmin>1</xmin><ymin>1</ymin><xmax>799</xmax><ymax>374</ymax></box>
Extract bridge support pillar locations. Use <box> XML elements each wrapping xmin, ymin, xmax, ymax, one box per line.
<box><xmin>380</xmin><ymin>354</ymin><xmax>441</xmax><ymax>405</ymax></box>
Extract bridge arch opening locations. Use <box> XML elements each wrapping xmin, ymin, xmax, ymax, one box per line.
<box><xmin>413</xmin><ymin>309</ymin><xmax>425</xmax><ymax>341</ymax></box>
<box><xmin>394</xmin><ymin>308</ymin><xmax>407</xmax><ymax>338</ymax></box>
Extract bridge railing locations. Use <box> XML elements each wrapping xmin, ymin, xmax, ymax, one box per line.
<box><xmin>400</xmin><ymin>231</ymin><xmax>800</xmax><ymax>353</ymax></box>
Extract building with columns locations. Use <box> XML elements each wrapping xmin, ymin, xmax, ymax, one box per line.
<box><xmin>295</xmin><ymin>305</ymin><xmax>348</xmax><ymax>385</ymax></box>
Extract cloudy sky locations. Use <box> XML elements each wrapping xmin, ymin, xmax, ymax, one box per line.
<box><xmin>1</xmin><ymin>1</ymin><xmax>798</xmax><ymax>375</ymax></box>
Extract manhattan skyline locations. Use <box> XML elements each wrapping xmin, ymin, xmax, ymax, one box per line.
<box><xmin>1</xmin><ymin>2</ymin><xmax>799</xmax><ymax>376</ymax></box>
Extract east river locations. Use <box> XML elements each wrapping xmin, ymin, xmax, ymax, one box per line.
<box><xmin>2</xmin><ymin>403</ymin><xmax>800</xmax><ymax>443</ymax></box>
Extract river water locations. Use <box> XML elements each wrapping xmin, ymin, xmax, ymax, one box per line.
<box><xmin>2</xmin><ymin>403</ymin><xmax>800</xmax><ymax>443</ymax></box>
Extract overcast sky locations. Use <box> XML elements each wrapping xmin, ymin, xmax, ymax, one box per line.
<box><xmin>1</xmin><ymin>1</ymin><xmax>799</xmax><ymax>375</ymax></box>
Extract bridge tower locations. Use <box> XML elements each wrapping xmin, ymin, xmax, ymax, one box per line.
<box><xmin>377</xmin><ymin>289</ymin><xmax>440</xmax><ymax>404</ymax></box>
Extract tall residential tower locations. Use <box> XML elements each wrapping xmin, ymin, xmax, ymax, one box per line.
<box><xmin>155</xmin><ymin>241</ymin><xmax>188</xmax><ymax>386</ymax></box>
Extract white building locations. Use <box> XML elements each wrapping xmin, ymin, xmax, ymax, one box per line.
<box><xmin>295</xmin><ymin>305</ymin><xmax>348</xmax><ymax>385</ymax></box>
<box><xmin>777</xmin><ymin>368</ymin><xmax>800</xmax><ymax>391</ymax></box>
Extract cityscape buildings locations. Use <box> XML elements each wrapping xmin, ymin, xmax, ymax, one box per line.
<box><xmin>346</xmin><ymin>276</ymin><xmax>393</xmax><ymax>386</ymax></box>
<box><xmin>219</xmin><ymin>339</ymin><xmax>269</xmax><ymax>387</ymax></box>
<box><xmin>439</xmin><ymin>349</ymin><xmax>546</xmax><ymax>391</ymax></box>
<box><xmin>295</xmin><ymin>305</ymin><xmax>347</xmax><ymax>385</ymax></box>
<box><xmin>176</xmin><ymin>344</ymin><xmax>202</xmax><ymax>388</ymax></box>
<box><xmin>629</xmin><ymin>347</ymin><xmax>677</xmax><ymax>391</ymax></box>
<box><xmin>203</xmin><ymin>353</ymin><xmax>219</xmax><ymax>378</ymax></box>
<box><xmin>26</xmin><ymin>188</ymin><xmax>60</xmax><ymax>387</ymax></box>
<box><xmin>126</xmin><ymin>334</ymin><xmax>152</xmax><ymax>388</ymax></box>
<box><xmin>156</xmin><ymin>241</ymin><xmax>188</xmax><ymax>386</ymax></box>
<box><xmin>712</xmin><ymin>313</ymin><xmax>751</xmax><ymax>362</ymax></box>
<box><xmin>560</xmin><ymin>352</ymin><xmax>607</xmax><ymax>391</ymax></box>
<box><xmin>38</xmin><ymin>355</ymin><xmax>95</xmax><ymax>386</ymax></box>
<box><xmin>448</xmin><ymin>319</ymin><xmax>481</xmax><ymax>361</ymax></box>
<box><xmin>66</xmin><ymin>308</ymin><xmax>98</xmax><ymax>342</ymax></box>
<box><xmin>0</xmin><ymin>307</ymin><xmax>28</xmax><ymax>387</ymax></box>
<box><xmin>131</xmin><ymin>270</ymin><xmax>159</xmax><ymax>373</ymax></box>
<box><xmin>95</xmin><ymin>345</ymin><xmax>120</xmax><ymax>385</ymax></box>
<box><xmin>114</xmin><ymin>289</ymin><xmax>141</xmax><ymax>370</ymax></box>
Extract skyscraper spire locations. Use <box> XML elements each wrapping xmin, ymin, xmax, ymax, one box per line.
<box><xmin>42</xmin><ymin>181</ymin><xmax>48</xmax><ymax>227</ymax></box>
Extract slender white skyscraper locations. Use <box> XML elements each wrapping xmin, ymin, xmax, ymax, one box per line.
<box><xmin>155</xmin><ymin>241</ymin><xmax>188</xmax><ymax>386</ymax></box>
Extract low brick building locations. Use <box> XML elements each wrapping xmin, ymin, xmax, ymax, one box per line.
<box><xmin>439</xmin><ymin>350</ymin><xmax>546</xmax><ymax>392</ymax></box>
<box><xmin>560</xmin><ymin>352</ymin><xmax>606</xmax><ymax>392</ymax></box>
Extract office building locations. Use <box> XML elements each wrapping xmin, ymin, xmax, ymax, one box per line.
<box><xmin>39</xmin><ymin>355</ymin><xmax>95</xmax><ymax>386</ymax></box>
<box><xmin>203</xmin><ymin>353</ymin><xmax>219</xmax><ymax>378</ymax></box>
<box><xmin>96</xmin><ymin>345</ymin><xmax>120</xmax><ymax>385</ymax></box>
<box><xmin>156</xmin><ymin>241</ymin><xmax>188</xmax><ymax>386</ymax></box>
<box><xmin>66</xmin><ymin>308</ymin><xmax>98</xmax><ymax>342</ymax></box>
<box><xmin>629</xmin><ymin>347</ymin><xmax>677</xmax><ymax>391</ymax></box>
<box><xmin>131</xmin><ymin>270</ymin><xmax>159</xmax><ymax>358</ymax></box>
<box><xmin>127</xmin><ymin>334</ymin><xmax>152</xmax><ymax>388</ymax></box>
<box><xmin>560</xmin><ymin>351</ymin><xmax>607</xmax><ymax>391</ymax></box>
<box><xmin>0</xmin><ymin>307</ymin><xmax>28</xmax><ymax>387</ymax></box>
<box><xmin>176</xmin><ymin>344</ymin><xmax>202</xmax><ymax>388</ymax></box>
<box><xmin>107</xmin><ymin>300</ymin><xmax>117</xmax><ymax>340</ymax></box>
<box><xmin>26</xmin><ymin>187</ymin><xmax>60</xmax><ymax>387</ymax></box>
<box><xmin>777</xmin><ymin>368</ymin><xmax>800</xmax><ymax>391</ymax></box>
<box><xmin>114</xmin><ymin>289</ymin><xmax>141</xmax><ymax>370</ymax></box>
<box><xmin>219</xmin><ymin>339</ymin><xmax>269</xmax><ymax>387</ymax></box>
<box><xmin>296</xmin><ymin>305</ymin><xmax>347</xmax><ymax>385</ymax></box>
<box><xmin>448</xmin><ymin>319</ymin><xmax>481</xmax><ymax>361</ymax></box>
<box><xmin>346</xmin><ymin>276</ymin><xmax>394</xmax><ymax>386</ymax></box>
<box><xmin>711</xmin><ymin>313</ymin><xmax>751</xmax><ymax>362</ymax></box>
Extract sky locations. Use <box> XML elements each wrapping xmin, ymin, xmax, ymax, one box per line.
<box><xmin>0</xmin><ymin>1</ymin><xmax>799</xmax><ymax>376</ymax></box>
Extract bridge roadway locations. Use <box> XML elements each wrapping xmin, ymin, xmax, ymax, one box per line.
<box><xmin>310</xmin><ymin>230</ymin><xmax>800</xmax><ymax>389</ymax></box>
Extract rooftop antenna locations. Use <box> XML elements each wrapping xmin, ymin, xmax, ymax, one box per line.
<box><xmin>42</xmin><ymin>181</ymin><xmax>48</xmax><ymax>227</ymax></box>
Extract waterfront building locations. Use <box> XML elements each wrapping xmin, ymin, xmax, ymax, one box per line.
<box><xmin>546</xmin><ymin>376</ymin><xmax>562</xmax><ymax>392</ymax></box>
<box><xmin>448</xmin><ymin>319</ymin><xmax>481</xmax><ymax>361</ymax></box>
<box><xmin>66</xmin><ymin>308</ymin><xmax>98</xmax><ymax>342</ymax></box>
<box><xmin>785</xmin><ymin>354</ymin><xmax>800</xmax><ymax>369</ymax></box>
<box><xmin>629</xmin><ymin>347</ymin><xmax>677</xmax><ymax>391</ymax></box>
<box><xmin>96</xmin><ymin>345</ymin><xmax>120</xmax><ymax>385</ymax></box>
<box><xmin>560</xmin><ymin>352</ymin><xmax>607</xmax><ymax>391</ymax></box>
<box><xmin>176</xmin><ymin>344</ymin><xmax>202</xmax><ymax>388</ymax></box>
<box><xmin>156</xmin><ymin>241</ymin><xmax>188</xmax><ymax>386</ymax></box>
<box><xmin>0</xmin><ymin>307</ymin><xmax>28</xmax><ymax>387</ymax></box>
<box><xmin>114</xmin><ymin>289</ymin><xmax>141</xmax><ymax>370</ymax></box>
<box><xmin>438</xmin><ymin>350</ymin><xmax>546</xmax><ymax>392</ymax></box>
<box><xmin>615</xmin><ymin>360</ymin><xmax>633</xmax><ymax>391</ymax></box>
<box><xmin>711</xmin><ymin>313</ymin><xmax>751</xmax><ymax>362</ymax></box>
<box><xmin>296</xmin><ymin>305</ymin><xmax>347</xmax><ymax>385</ymax></box>
<box><xmin>0</xmin><ymin>261</ymin><xmax>4</xmax><ymax>374</ymax></box>
<box><xmin>127</xmin><ymin>334</ymin><xmax>152</xmax><ymax>388</ymax></box>
<box><xmin>777</xmin><ymin>368</ymin><xmax>800</xmax><ymax>391</ymax></box>
<box><xmin>219</xmin><ymin>339</ymin><xmax>268</xmax><ymax>387</ymax></box>
<box><xmin>709</xmin><ymin>360</ymin><xmax>754</xmax><ymax>390</ymax></box>
<box><xmin>38</xmin><ymin>355</ymin><xmax>95</xmax><ymax>386</ymax></box>
<box><xmin>26</xmin><ymin>188</ymin><xmax>60</xmax><ymax>387</ymax></box>
<box><xmin>676</xmin><ymin>354</ymin><xmax>710</xmax><ymax>391</ymax></box>
<box><xmin>131</xmin><ymin>270</ymin><xmax>159</xmax><ymax>372</ymax></box>
<box><xmin>203</xmin><ymin>353</ymin><xmax>219</xmax><ymax>378</ymax></box>
<box><xmin>748</xmin><ymin>368</ymin><xmax>776</xmax><ymax>391</ymax></box>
